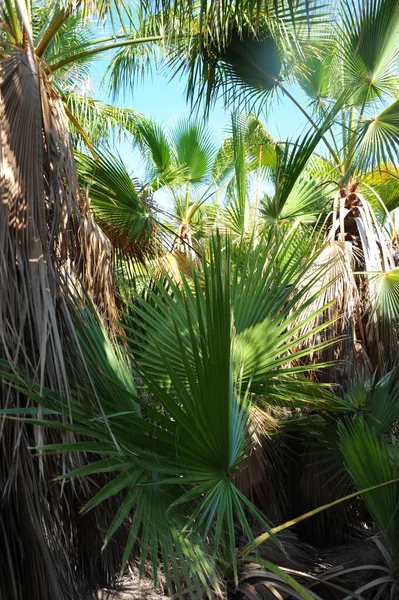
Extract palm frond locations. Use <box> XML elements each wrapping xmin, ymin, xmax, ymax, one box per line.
<box><xmin>337</xmin><ymin>0</ymin><xmax>399</xmax><ymax>105</ymax></box>
<box><xmin>76</xmin><ymin>147</ymin><xmax>161</xmax><ymax>260</ymax></box>
<box><xmin>344</xmin><ymin>370</ymin><xmax>399</xmax><ymax>436</ymax></box>
<box><xmin>263</xmin><ymin>114</ymin><xmax>339</xmax><ymax>225</ymax></box>
<box><xmin>104</xmin><ymin>29</ymin><xmax>162</xmax><ymax>100</ymax></box>
<box><xmin>340</xmin><ymin>420</ymin><xmax>399</xmax><ymax>566</ymax></box>
<box><xmin>355</xmin><ymin>99</ymin><xmax>399</xmax><ymax>172</ymax></box>
<box><xmin>36</xmin><ymin>7</ymin><xmax>95</xmax><ymax>80</ymax></box>
<box><xmin>362</xmin><ymin>167</ymin><xmax>399</xmax><ymax>214</ymax></box>
<box><xmin>171</xmin><ymin>118</ymin><xmax>217</xmax><ymax>184</ymax></box>
<box><xmin>222</xmin><ymin>113</ymin><xmax>250</xmax><ymax>236</ymax></box>
<box><xmin>298</xmin><ymin>42</ymin><xmax>335</xmax><ymax>102</ymax></box>
<box><xmin>0</xmin><ymin>245</ymin><xmax>267</xmax><ymax>594</ymax></box>
<box><xmin>368</xmin><ymin>267</ymin><xmax>399</xmax><ymax>325</ymax></box>
<box><xmin>135</xmin><ymin>117</ymin><xmax>176</xmax><ymax>186</ymax></box>
<box><xmin>128</xmin><ymin>231</ymin><xmax>342</xmax><ymax>407</ymax></box>
<box><xmin>137</xmin><ymin>0</ymin><xmax>331</xmax><ymax>114</ymax></box>
<box><xmin>65</xmin><ymin>94</ymin><xmax>142</xmax><ymax>148</ymax></box>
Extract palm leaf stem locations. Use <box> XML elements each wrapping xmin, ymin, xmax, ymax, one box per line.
<box><xmin>64</xmin><ymin>104</ymin><xmax>98</xmax><ymax>157</ymax></box>
<box><xmin>279</xmin><ymin>82</ymin><xmax>342</xmax><ymax>169</ymax></box>
<box><xmin>237</xmin><ymin>477</ymin><xmax>399</xmax><ymax>559</ymax></box>
<box><xmin>344</xmin><ymin>85</ymin><xmax>371</xmax><ymax>173</ymax></box>
<box><xmin>187</xmin><ymin>188</ymin><xmax>219</xmax><ymax>221</ymax></box>
<box><xmin>15</xmin><ymin>0</ymin><xmax>33</xmax><ymax>52</ymax></box>
<box><xmin>49</xmin><ymin>35</ymin><xmax>163</xmax><ymax>72</ymax></box>
<box><xmin>4</xmin><ymin>0</ymin><xmax>22</xmax><ymax>42</ymax></box>
<box><xmin>253</xmin><ymin>144</ymin><xmax>262</xmax><ymax>242</ymax></box>
<box><xmin>158</xmin><ymin>219</ymin><xmax>203</xmax><ymax>257</ymax></box>
<box><xmin>36</xmin><ymin>9</ymin><xmax>71</xmax><ymax>58</ymax></box>
<box><xmin>315</xmin><ymin>100</ymin><xmax>342</xmax><ymax>165</ymax></box>
<box><xmin>35</xmin><ymin>8</ymin><xmax>68</xmax><ymax>57</ymax></box>
<box><xmin>341</xmin><ymin>108</ymin><xmax>348</xmax><ymax>153</ymax></box>
<box><xmin>48</xmin><ymin>32</ymin><xmax>129</xmax><ymax>61</ymax></box>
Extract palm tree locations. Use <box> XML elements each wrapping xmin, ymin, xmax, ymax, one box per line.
<box><xmin>160</xmin><ymin>0</ymin><xmax>399</xmax><ymax>379</ymax></box>
<box><xmin>105</xmin><ymin>0</ymin><xmax>328</xmax><ymax>114</ymax></box>
<box><xmin>133</xmin><ymin>117</ymin><xmax>218</xmax><ymax>255</ymax></box>
<box><xmin>158</xmin><ymin>0</ymin><xmax>399</xmax><ymax>564</ymax></box>
<box><xmin>73</xmin><ymin>119</ymin><xmax>219</xmax><ymax>292</ymax></box>
<box><xmin>214</xmin><ymin>112</ymin><xmax>277</xmax><ymax>239</ymax></box>
<box><xmin>3</xmin><ymin>0</ymin><xmax>399</xmax><ymax>598</ymax></box>
<box><xmin>277</xmin><ymin>0</ymin><xmax>399</xmax><ymax>382</ymax></box>
<box><xmin>2</xmin><ymin>230</ymin><xmax>346</xmax><ymax>598</ymax></box>
<box><xmin>2</xmin><ymin>2</ymin><xmax>305</xmax><ymax>594</ymax></box>
<box><xmin>0</xmin><ymin>1</ymin><xmax>171</xmax><ymax>598</ymax></box>
<box><xmin>79</xmin><ymin>113</ymin><xmax>277</xmax><ymax>252</ymax></box>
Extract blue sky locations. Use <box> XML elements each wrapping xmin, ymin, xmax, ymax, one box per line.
<box><xmin>117</xmin><ymin>74</ymin><xmax>308</xmax><ymax>140</ymax></box>
<box><xmin>92</xmin><ymin>53</ymin><xmax>309</xmax><ymax>177</ymax></box>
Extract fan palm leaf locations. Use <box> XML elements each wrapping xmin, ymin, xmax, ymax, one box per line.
<box><xmin>340</xmin><ymin>420</ymin><xmax>399</xmax><ymax>567</ymax></box>
<box><xmin>355</xmin><ymin>99</ymin><xmax>399</xmax><ymax>172</ymax></box>
<box><xmin>0</xmin><ymin>230</ymin><xmax>347</xmax><ymax>596</ymax></box>
<box><xmin>337</xmin><ymin>0</ymin><xmax>399</xmax><ymax>105</ymax></box>
<box><xmin>154</xmin><ymin>0</ymin><xmax>331</xmax><ymax>114</ymax></box>
<box><xmin>0</xmin><ymin>253</ymin><xmax>260</xmax><ymax>594</ymax></box>
<box><xmin>127</xmin><ymin>232</ymin><xmax>342</xmax><ymax>405</ymax></box>
<box><xmin>76</xmin><ymin>147</ymin><xmax>162</xmax><ymax>259</ymax></box>
<box><xmin>368</xmin><ymin>267</ymin><xmax>399</xmax><ymax>330</ymax></box>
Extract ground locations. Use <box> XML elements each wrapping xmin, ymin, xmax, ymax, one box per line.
<box><xmin>97</xmin><ymin>576</ymin><xmax>169</xmax><ymax>599</ymax></box>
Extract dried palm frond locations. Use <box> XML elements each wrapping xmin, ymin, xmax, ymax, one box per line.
<box><xmin>235</xmin><ymin>406</ymin><xmax>288</xmax><ymax>522</ymax></box>
<box><xmin>0</xmin><ymin>44</ymin><xmax>78</xmax><ymax>600</ymax></box>
<box><xmin>75</xmin><ymin>193</ymin><xmax>120</xmax><ymax>326</ymax></box>
<box><xmin>0</xmin><ymin>22</ymin><xmax>124</xmax><ymax>599</ymax></box>
<box><xmin>292</xmin><ymin>183</ymin><xmax>398</xmax><ymax>385</ymax></box>
<box><xmin>291</xmin><ymin>238</ymin><xmax>365</xmax><ymax>384</ymax></box>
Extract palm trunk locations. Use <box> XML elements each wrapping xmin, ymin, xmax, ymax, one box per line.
<box><xmin>0</xmin><ymin>16</ymin><xmax>122</xmax><ymax>596</ymax></box>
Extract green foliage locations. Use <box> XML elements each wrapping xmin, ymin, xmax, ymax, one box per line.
<box><xmin>75</xmin><ymin>147</ymin><xmax>156</xmax><ymax>252</ymax></box>
<box><xmin>340</xmin><ymin>421</ymin><xmax>399</xmax><ymax>566</ymax></box>
<box><xmin>128</xmin><ymin>232</ymin><xmax>340</xmax><ymax>405</ymax></box>
<box><xmin>262</xmin><ymin>130</ymin><xmax>337</xmax><ymax>225</ymax></box>
<box><xmin>369</xmin><ymin>267</ymin><xmax>399</xmax><ymax>325</ymax></box>
<box><xmin>65</xmin><ymin>94</ymin><xmax>142</xmax><ymax>147</ymax></box>
<box><xmin>0</xmin><ymin>232</ymin><xmax>345</xmax><ymax>596</ymax></box>
<box><xmin>4</xmin><ymin>0</ymin><xmax>399</xmax><ymax>598</ymax></box>
<box><xmin>338</xmin><ymin>0</ymin><xmax>399</xmax><ymax>104</ymax></box>
<box><xmin>135</xmin><ymin>117</ymin><xmax>217</xmax><ymax>189</ymax></box>
<box><xmin>356</xmin><ymin>100</ymin><xmax>399</xmax><ymax>171</ymax></box>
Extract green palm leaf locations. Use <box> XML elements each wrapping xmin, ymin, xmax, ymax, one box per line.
<box><xmin>0</xmin><ymin>248</ymin><xmax>266</xmax><ymax>592</ymax></box>
<box><xmin>369</xmin><ymin>267</ymin><xmax>399</xmax><ymax>324</ymax></box>
<box><xmin>338</xmin><ymin>0</ymin><xmax>399</xmax><ymax>104</ymax></box>
<box><xmin>65</xmin><ymin>94</ymin><xmax>141</xmax><ymax>147</ymax></box>
<box><xmin>222</xmin><ymin>113</ymin><xmax>250</xmax><ymax>235</ymax></box>
<box><xmin>355</xmin><ymin>99</ymin><xmax>399</xmax><ymax>171</ymax></box>
<box><xmin>298</xmin><ymin>43</ymin><xmax>335</xmax><ymax>102</ymax></box>
<box><xmin>260</xmin><ymin>111</ymin><xmax>340</xmax><ymax>225</ymax></box>
<box><xmin>136</xmin><ymin>118</ymin><xmax>173</xmax><ymax>177</ymax></box>
<box><xmin>163</xmin><ymin>0</ymin><xmax>331</xmax><ymax>113</ymax></box>
<box><xmin>171</xmin><ymin>118</ymin><xmax>217</xmax><ymax>184</ymax></box>
<box><xmin>75</xmin><ymin>147</ymin><xmax>160</xmax><ymax>258</ymax></box>
<box><xmin>340</xmin><ymin>420</ymin><xmax>399</xmax><ymax>566</ymax></box>
<box><xmin>348</xmin><ymin>371</ymin><xmax>399</xmax><ymax>436</ymax></box>
<box><xmin>128</xmin><ymin>231</ymin><xmax>341</xmax><ymax>406</ymax></box>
